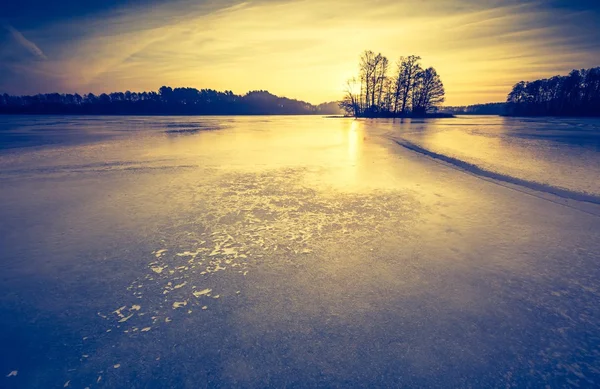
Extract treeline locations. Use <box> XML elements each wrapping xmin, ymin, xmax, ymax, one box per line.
<box><xmin>0</xmin><ymin>86</ymin><xmax>340</xmax><ymax>115</ymax></box>
<box><xmin>340</xmin><ymin>51</ymin><xmax>446</xmax><ymax>117</ymax></box>
<box><xmin>439</xmin><ymin>102</ymin><xmax>506</xmax><ymax>115</ymax></box>
<box><xmin>506</xmin><ymin>67</ymin><xmax>600</xmax><ymax>116</ymax></box>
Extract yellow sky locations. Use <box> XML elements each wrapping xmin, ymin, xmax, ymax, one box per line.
<box><xmin>5</xmin><ymin>0</ymin><xmax>600</xmax><ymax>105</ymax></box>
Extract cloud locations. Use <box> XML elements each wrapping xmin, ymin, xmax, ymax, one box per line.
<box><xmin>3</xmin><ymin>24</ymin><xmax>47</xmax><ymax>60</ymax></box>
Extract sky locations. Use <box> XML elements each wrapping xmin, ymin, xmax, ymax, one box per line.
<box><xmin>1</xmin><ymin>0</ymin><xmax>600</xmax><ymax>105</ymax></box>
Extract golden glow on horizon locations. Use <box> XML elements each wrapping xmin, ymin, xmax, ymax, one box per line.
<box><xmin>11</xmin><ymin>0</ymin><xmax>600</xmax><ymax>105</ymax></box>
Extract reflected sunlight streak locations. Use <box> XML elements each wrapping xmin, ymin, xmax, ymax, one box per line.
<box><xmin>348</xmin><ymin>120</ymin><xmax>360</xmax><ymax>162</ymax></box>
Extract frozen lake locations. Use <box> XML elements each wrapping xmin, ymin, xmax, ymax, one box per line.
<box><xmin>1</xmin><ymin>115</ymin><xmax>599</xmax><ymax>387</ymax></box>
<box><xmin>391</xmin><ymin>116</ymin><xmax>600</xmax><ymax>199</ymax></box>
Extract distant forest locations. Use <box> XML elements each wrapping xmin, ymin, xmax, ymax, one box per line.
<box><xmin>506</xmin><ymin>67</ymin><xmax>600</xmax><ymax>116</ymax></box>
<box><xmin>0</xmin><ymin>87</ymin><xmax>342</xmax><ymax>115</ymax></box>
<box><xmin>340</xmin><ymin>51</ymin><xmax>447</xmax><ymax>117</ymax></box>
<box><xmin>439</xmin><ymin>102</ymin><xmax>506</xmax><ymax>115</ymax></box>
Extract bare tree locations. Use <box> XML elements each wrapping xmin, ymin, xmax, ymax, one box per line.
<box><xmin>374</xmin><ymin>55</ymin><xmax>389</xmax><ymax>109</ymax></box>
<box><xmin>359</xmin><ymin>50</ymin><xmax>376</xmax><ymax>113</ymax></box>
<box><xmin>395</xmin><ymin>55</ymin><xmax>422</xmax><ymax>114</ymax></box>
<box><xmin>411</xmin><ymin>67</ymin><xmax>445</xmax><ymax>115</ymax></box>
<box><xmin>359</xmin><ymin>51</ymin><xmax>389</xmax><ymax>115</ymax></box>
<box><xmin>340</xmin><ymin>77</ymin><xmax>361</xmax><ymax>116</ymax></box>
<box><xmin>381</xmin><ymin>76</ymin><xmax>394</xmax><ymax>113</ymax></box>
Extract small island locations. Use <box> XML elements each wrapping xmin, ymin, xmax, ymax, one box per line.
<box><xmin>339</xmin><ymin>51</ymin><xmax>449</xmax><ymax>118</ymax></box>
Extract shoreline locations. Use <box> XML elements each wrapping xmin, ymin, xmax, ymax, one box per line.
<box><xmin>329</xmin><ymin>113</ymin><xmax>455</xmax><ymax>119</ymax></box>
<box><xmin>354</xmin><ymin>113</ymin><xmax>454</xmax><ymax>119</ymax></box>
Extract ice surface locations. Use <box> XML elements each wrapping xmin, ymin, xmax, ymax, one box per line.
<box><xmin>0</xmin><ymin>115</ymin><xmax>599</xmax><ymax>388</ymax></box>
<box><xmin>394</xmin><ymin>138</ymin><xmax>600</xmax><ymax>205</ymax></box>
<box><xmin>386</xmin><ymin>116</ymin><xmax>600</xmax><ymax>197</ymax></box>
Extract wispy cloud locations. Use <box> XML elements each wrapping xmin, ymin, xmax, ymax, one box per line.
<box><xmin>3</xmin><ymin>24</ymin><xmax>47</xmax><ymax>60</ymax></box>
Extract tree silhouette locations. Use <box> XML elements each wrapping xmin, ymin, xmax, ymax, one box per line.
<box><xmin>395</xmin><ymin>55</ymin><xmax>422</xmax><ymax>114</ymax></box>
<box><xmin>411</xmin><ymin>67</ymin><xmax>445</xmax><ymax>115</ymax></box>
<box><xmin>439</xmin><ymin>102</ymin><xmax>506</xmax><ymax>115</ymax></box>
<box><xmin>506</xmin><ymin>67</ymin><xmax>600</xmax><ymax>116</ymax></box>
<box><xmin>0</xmin><ymin>87</ymin><xmax>341</xmax><ymax>115</ymax></box>
<box><xmin>341</xmin><ymin>77</ymin><xmax>361</xmax><ymax>117</ymax></box>
<box><xmin>342</xmin><ymin>50</ymin><xmax>446</xmax><ymax>117</ymax></box>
